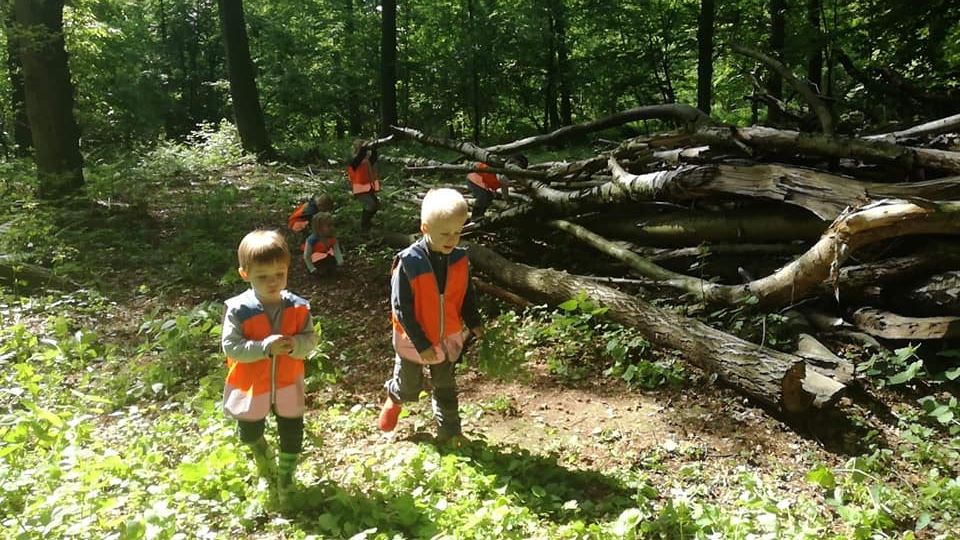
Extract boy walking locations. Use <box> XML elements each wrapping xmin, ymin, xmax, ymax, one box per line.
<box><xmin>221</xmin><ymin>230</ymin><xmax>318</xmax><ymax>506</ymax></box>
<box><xmin>378</xmin><ymin>188</ymin><xmax>483</xmax><ymax>444</ymax></box>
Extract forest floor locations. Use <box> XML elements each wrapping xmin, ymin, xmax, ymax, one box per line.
<box><xmin>3</xmin><ymin>156</ymin><xmax>956</xmax><ymax>539</ymax></box>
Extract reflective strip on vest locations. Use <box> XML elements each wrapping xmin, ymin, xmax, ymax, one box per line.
<box><xmin>309</xmin><ymin>237</ymin><xmax>336</xmax><ymax>262</ymax></box>
<box><xmin>348</xmin><ymin>160</ymin><xmax>381</xmax><ymax>194</ymax></box>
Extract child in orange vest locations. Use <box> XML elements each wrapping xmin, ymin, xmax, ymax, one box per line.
<box><xmin>347</xmin><ymin>140</ymin><xmax>381</xmax><ymax>231</ymax></box>
<box><xmin>303</xmin><ymin>212</ymin><xmax>343</xmax><ymax>277</ymax></box>
<box><xmin>287</xmin><ymin>193</ymin><xmax>334</xmax><ymax>233</ymax></box>
<box><xmin>221</xmin><ymin>230</ymin><xmax>318</xmax><ymax>507</ymax></box>
<box><xmin>466</xmin><ymin>153</ymin><xmax>528</xmax><ymax>220</ymax></box>
<box><xmin>378</xmin><ymin>188</ymin><xmax>483</xmax><ymax>445</ymax></box>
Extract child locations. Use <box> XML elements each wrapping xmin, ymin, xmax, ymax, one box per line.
<box><xmin>465</xmin><ymin>153</ymin><xmax>528</xmax><ymax>221</ymax></box>
<box><xmin>347</xmin><ymin>140</ymin><xmax>381</xmax><ymax>231</ymax></box>
<box><xmin>287</xmin><ymin>193</ymin><xmax>334</xmax><ymax>234</ymax></box>
<box><xmin>303</xmin><ymin>212</ymin><xmax>343</xmax><ymax>277</ymax></box>
<box><xmin>221</xmin><ymin>230</ymin><xmax>318</xmax><ymax>506</ymax></box>
<box><xmin>378</xmin><ymin>188</ymin><xmax>484</xmax><ymax>444</ymax></box>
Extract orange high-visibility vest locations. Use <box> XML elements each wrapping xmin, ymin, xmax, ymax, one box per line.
<box><xmin>467</xmin><ymin>162</ymin><xmax>501</xmax><ymax>191</ymax></box>
<box><xmin>309</xmin><ymin>236</ymin><xmax>337</xmax><ymax>263</ymax></box>
<box><xmin>391</xmin><ymin>242</ymin><xmax>470</xmax><ymax>364</ymax></box>
<box><xmin>223</xmin><ymin>290</ymin><xmax>310</xmax><ymax>420</ymax></box>
<box><xmin>348</xmin><ymin>159</ymin><xmax>381</xmax><ymax>194</ymax></box>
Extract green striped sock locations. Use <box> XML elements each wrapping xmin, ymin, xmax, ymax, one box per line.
<box><xmin>277</xmin><ymin>452</ymin><xmax>298</xmax><ymax>487</ymax></box>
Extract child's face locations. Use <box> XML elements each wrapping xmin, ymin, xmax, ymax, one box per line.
<box><xmin>421</xmin><ymin>213</ymin><xmax>467</xmax><ymax>254</ymax></box>
<box><xmin>239</xmin><ymin>259</ymin><xmax>289</xmax><ymax>303</ymax></box>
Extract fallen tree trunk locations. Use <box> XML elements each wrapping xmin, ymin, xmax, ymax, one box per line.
<box><xmin>484</xmin><ymin>104</ymin><xmax>711</xmax><ymax>154</ymax></box>
<box><xmin>850</xmin><ymin>307</ymin><xmax>960</xmax><ymax>339</ymax></box>
<box><xmin>582</xmin><ymin>207</ymin><xmax>825</xmax><ymax>245</ymax></box>
<box><xmin>897</xmin><ymin>271</ymin><xmax>960</xmax><ymax>316</ymax></box>
<box><xmin>555</xmin><ymin>200</ymin><xmax>960</xmax><ymax>308</ymax></box>
<box><xmin>689</xmin><ymin>126</ymin><xmax>960</xmax><ymax>175</ymax></box>
<box><xmin>465</xmin><ymin>242</ymin><xmax>845</xmax><ymax>412</ymax></box>
<box><xmin>864</xmin><ymin>112</ymin><xmax>960</xmax><ymax>143</ymax></box>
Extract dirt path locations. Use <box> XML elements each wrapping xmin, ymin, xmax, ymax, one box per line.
<box><xmin>292</xmin><ymin>241</ymin><xmax>846</xmax><ymax>498</ymax></box>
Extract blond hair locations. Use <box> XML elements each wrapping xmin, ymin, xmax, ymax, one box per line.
<box><xmin>421</xmin><ymin>188</ymin><xmax>468</xmax><ymax>226</ymax></box>
<box><xmin>237</xmin><ymin>230</ymin><xmax>290</xmax><ymax>269</ymax></box>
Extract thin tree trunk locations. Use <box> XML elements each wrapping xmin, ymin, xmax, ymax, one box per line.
<box><xmin>806</xmin><ymin>0</ymin><xmax>822</xmax><ymax>92</ymax></box>
<box><xmin>766</xmin><ymin>0</ymin><xmax>786</xmax><ymax>125</ymax></box>
<box><xmin>696</xmin><ymin>0</ymin><xmax>715</xmax><ymax>115</ymax></box>
<box><xmin>467</xmin><ymin>0</ymin><xmax>481</xmax><ymax>143</ymax></box>
<box><xmin>344</xmin><ymin>0</ymin><xmax>361</xmax><ymax>136</ymax></box>
<box><xmin>380</xmin><ymin>0</ymin><xmax>398</xmax><ymax>135</ymax></box>
<box><xmin>465</xmin><ymin>242</ymin><xmax>844</xmax><ymax>412</ymax></box>
<box><xmin>5</xmin><ymin>9</ymin><xmax>30</xmax><ymax>155</ymax></box>
<box><xmin>14</xmin><ymin>0</ymin><xmax>84</xmax><ymax>197</ymax></box>
<box><xmin>217</xmin><ymin>0</ymin><xmax>272</xmax><ymax>158</ymax></box>
<box><xmin>554</xmin><ymin>0</ymin><xmax>572</xmax><ymax>126</ymax></box>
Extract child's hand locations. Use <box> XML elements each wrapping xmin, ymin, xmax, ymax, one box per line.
<box><xmin>420</xmin><ymin>348</ymin><xmax>438</xmax><ymax>363</ymax></box>
<box><xmin>269</xmin><ymin>336</ymin><xmax>295</xmax><ymax>356</ymax></box>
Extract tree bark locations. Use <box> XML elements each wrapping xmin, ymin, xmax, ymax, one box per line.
<box><xmin>851</xmin><ymin>308</ymin><xmax>960</xmax><ymax>340</ymax></box>
<box><xmin>898</xmin><ymin>272</ymin><xmax>960</xmax><ymax>316</ymax></box>
<box><xmin>14</xmin><ymin>0</ymin><xmax>83</xmax><ymax>197</ymax></box>
<box><xmin>217</xmin><ymin>0</ymin><xmax>272</xmax><ymax>158</ymax></box>
<box><xmin>766</xmin><ymin>0</ymin><xmax>786</xmax><ymax>125</ymax></box>
<box><xmin>696</xmin><ymin>0</ymin><xmax>715</xmax><ymax>115</ymax></box>
<box><xmin>806</xmin><ymin>0</ymin><xmax>823</xmax><ymax>92</ymax></box>
<box><xmin>5</xmin><ymin>9</ymin><xmax>30</xmax><ymax>155</ymax></box>
<box><xmin>864</xmin><ymin>112</ymin><xmax>960</xmax><ymax>143</ymax></box>
<box><xmin>556</xmin><ymin>201</ymin><xmax>960</xmax><ymax>309</ymax></box>
<box><xmin>466</xmin><ymin>242</ymin><xmax>845</xmax><ymax>412</ymax></box>
<box><xmin>689</xmin><ymin>126</ymin><xmax>960</xmax><ymax>175</ymax></box>
<box><xmin>379</xmin><ymin>0</ymin><xmax>398</xmax><ymax>135</ymax></box>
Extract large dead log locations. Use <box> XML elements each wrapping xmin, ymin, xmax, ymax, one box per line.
<box><xmin>689</xmin><ymin>126</ymin><xmax>960</xmax><ymax>175</ymax></box>
<box><xmin>851</xmin><ymin>307</ymin><xmax>960</xmax><ymax>340</ymax></box>
<box><xmin>484</xmin><ymin>104</ymin><xmax>711</xmax><ymax>154</ymax></box>
<box><xmin>898</xmin><ymin>272</ymin><xmax>960</xmax><ymax>316</ymax></box>
<box><xmin>554</xmin><ymin>200</ymin><xmax>960</xmax><ymax>308</ymax></box>
<box><xmin>583</xmin><ymin>207</ymin><xmax>825</xmax><ymax>245</ymax></box>
<box><xmin>864</xmin><ymin>113</ymin><xmax>960</xmax><ymax>143</ymax></box>
<box><xmin>465</xmin><ymin>242</ymin><xmax>845</xmax><ymax>412</ymax></box>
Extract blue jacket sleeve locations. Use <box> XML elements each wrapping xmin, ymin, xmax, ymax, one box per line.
<box><xmin>391</xmin><ymin>263</ymin><xmax>433</xmax><ymax>353</ymax></box>
<box><xmin>303</xmin><ymin>235</ymin><xmax>317</xmax><ymax>273</ymax></box>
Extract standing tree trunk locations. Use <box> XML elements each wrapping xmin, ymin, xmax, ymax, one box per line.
<box><xmin>344</xmin><ymin>0</ymin><xmax>361</xmax><ymax>136</ymax></box>
<box><xmin>5</xmin><ymin>8</ymin><xmax>30</xmax><ymax>156</ymax></box>
<box><xmin>696</xmin><ymin>0</ymin><xmax>715</xmax><ymax>115</ymax></box>
<box><xmin>553</xmin><ymin>0</ymin><xmax>572</xmax><ymax>126</ymax></box>
<box><xmin>806</xmin><ymin>0</ymin><xmax>822</xmax><ymax>92</ymax></box>
<box><xmin>217</xmin><ymin>0</ymin><xmax>272</xmax><ymax>158</ymax></box>
<box><xmin>466</xmin><ymin>0</ymin><xmax>482</xmax><ymax>143</ymax></box>
<box><xmin>13</xmin><ymin>0</ymin><xmax>83</xmax><ymax>197</ymax></box>
<box><xmin>379</xmin><ymin>0</ymin><xmax>398</xmax><ymax>135</ymax></box>
<box><xmin>766</xmin><ymin>0</ymin><xmax>786</xmax><ymax>125</ymax></box>
<box><xmin>543</xmin><ymin>1</ymin><xmax>560</xmax><ymax>133</ymax></box>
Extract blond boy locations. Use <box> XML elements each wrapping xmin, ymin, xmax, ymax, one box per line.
<box><xmin>378</xmin><ymin>188</ymin><xmax>483</xmax><ymax>443</ymax></box>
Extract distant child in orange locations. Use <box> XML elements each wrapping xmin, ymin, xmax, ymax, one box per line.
<box><xmin>378</xmin><ymin>188</ymin><xmax>483</xmax><ymax>444</ymax></box>
<box><xmin>303</xmin><ymin>212</ymin><xmax>343</xmax><ymax>277</ymax></box>
<box><xmin>221</xmin><ymin>230</ymin><xmax>318</xmax><ymax>506</ymax></box>
<box><xmin>466</xmin><ymin>153</ymin><xmax>528</xmax><ymax>221</ymax></box>
<box><xmin>347</xmin><ymin>140</ymin><xmax>381</xmax><ymax>231</ymax></box>
<box><xmin>287</xmin><ymin>193</ymin><xmax>334</xmax><ymax>233</ymax></box>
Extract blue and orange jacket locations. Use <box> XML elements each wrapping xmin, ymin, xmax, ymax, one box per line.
<box><xmin>391</xmin><ymin>238</ymin><xmax>481</xmax><ymax>364</ymax></box>
<box><xmin>221</xmin><ymin>289</ymin><xmax>317</xmax><ymax>420</ymax></box>
<box><xmin>287</xmin><ymin>199</ymin><xmax>319</xmax><ymax>232</ymax></box>
<box><xmin>303</xmin><ymin>234</ymin><xmax>343</xmax><ymax>273</ymax></box>
<box><xmin>467</xmin><ymin>162</ymin><xmax>502</xmax><ymax>191</ymax></box>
